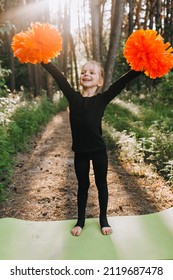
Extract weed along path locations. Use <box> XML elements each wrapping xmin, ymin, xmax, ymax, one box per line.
<box><xmin>1</xmin><ymin>109</ymin><xmax>173</xmax><ymax>222</ymax></box>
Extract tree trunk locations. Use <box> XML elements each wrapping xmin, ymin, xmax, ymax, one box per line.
<box><xmin>90</xmin><ymin>0</ymin><xmax>101</xmax><ymax>61</ymax></box>
<box><xmin>27</xmin><ymin>64</ymin><xmax>34</xmax><ymax>96</ymax></box>
<box><xmin>155</xmin><ymin>0</ymin><xmax>162</xmax><ymax>32</ymax></box>
<box><xmin>5</xmin><ymin>32</ymin><xmax>15</xmax><ymax>91</ymax></box>
<box><xmin>46</xmin><ymin>74</ymin><xmax>54</xmax><ymax>101</ymax></box>
<box><xmin>170</xmin><ymin>0</ymin><xmax>173</xmax><ymax>45</ymax></box>
<box><xmin>33</xmin><ymin>65</ymin><xmax>40</xmax><ymax>97</ymax></box>
<box><xmin>69</xmin><ymin>34</ymin><xmax>79</xmax><ymax>89</ymax></box>
<box><xmin>43</xmin><ymin>0</ymin><xmax>54</xmax><ymax>98</ymax></box>
<box><xmin>134</xmin><ymin>0</ymin><xmax>142</xmax><ymax>29</ymax></box>
<box><xmin>149</xmin><ymin>0</ymin><xmax>156</xmax><ymax>29</ymax></box>
<box><xmin>128</xmin><ymin>0</ymin><xmax>135</xmax><ymax>34</ymax></box>
<box><xmin>103</xmin><ymin>0</ymin><xmax>125</xmax><ymax>91</ymax></box>
<box><xmin>79</xmin><ymin>1</ymin><xmax>91</xmax><ymax>60</ymax></box>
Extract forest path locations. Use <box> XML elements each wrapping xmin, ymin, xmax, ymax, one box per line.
<box><xmin>1</xmin><ymin>110</ymin><xmax>173</xmax><ymax>222</ymax></box>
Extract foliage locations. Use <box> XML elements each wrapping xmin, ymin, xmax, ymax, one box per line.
<box><xmin>1</xmin><ymin>0</ymin><xmax>173</xmax><ymax>94</ymax></box>
<box><xmin>161</xmin><ymin>161</ymin><xmax>173</xmax><ymax>185</ymax></box>
<box><xmin>124</xmin><ymin>72</ymin><xmax>173</xmax><ymax>106</ymax></box>
<box><xmin>11</xmin><ymin>61</ymin><xmax>29</xmax><ymax>90</ymax></box>
<box><xmin>0</xmin><ymin>127</ymin><xmax>12</xmax><ymax>198</ymax></box>
<box><xmin>0</xmin><ymin>96</ymin><xmax>68</xmax><ymax>200</ymax></box>
<box><xmin>0</xmin><ymin>63</ymin><xmax>11</xmax><ymax>97</ymax></box>
<box><xmin>0</xmin><ymin>21</ymin><xmax>15</xmax><ymax>40</ymax></box>
<box><xmin>104</xmin><ymin>102</ymin><xmax>149</xmax><ymax>139</ymax></box>
<box><xmin>103</xmin><ymin>85</ymin><xmax>173</xmax><ymax>185</ymax></box>
<box><xmin>155</xmin><ymin>72</ymin><xmax>173</xmax><ymax>104</ymax></box>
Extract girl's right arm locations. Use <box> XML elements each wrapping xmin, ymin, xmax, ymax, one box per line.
<box><xmin>41</xmin><ymin>62</ymin><xmax>74</xmax><ymax>103</ymax></box>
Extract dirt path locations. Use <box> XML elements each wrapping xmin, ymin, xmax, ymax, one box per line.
<box><xmin>1</xmin><ymin>110</ymin><xmax>173</xmax><ymax>221</ymax></box>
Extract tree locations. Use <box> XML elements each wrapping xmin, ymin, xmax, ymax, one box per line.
<box><xmin>90</xmin><ymin>0</ymin><xmax>102</xmax><ymax>61</ymax></box>
<box><xmin>104</xmin><ymin>0</ymin><xmax>125</xmax><ymax>90</ymax></box>
<box><xmin>0</xmin><ymin>21</ymin><xmax>16</xmax><ymax>91</ymax></box>
<box><xmin>1</xmin><ymin>0</ymin><xmax>173</xmax><ymax>96</ymax></box>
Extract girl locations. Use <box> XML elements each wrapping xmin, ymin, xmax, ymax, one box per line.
<box><xmin>41</xmin><ymin>60</ymin><xmax>141</xmax><ymax>236</ymax></box>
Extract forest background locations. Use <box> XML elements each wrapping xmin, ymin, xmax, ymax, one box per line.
<box><xmin>0</xmin><ymin>0</ymin><xmax>173</xmax><ymax>198</ymax></box>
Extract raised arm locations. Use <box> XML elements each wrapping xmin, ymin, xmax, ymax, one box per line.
<box><xmin>41</xmin><ymin>62</ymin><xmax>74</xmax><ymax>103</ymax></box>
<box><xmin>102</xmin><ymin>70</ymin><xmax>141</xmax><ymax>104</ymax></box>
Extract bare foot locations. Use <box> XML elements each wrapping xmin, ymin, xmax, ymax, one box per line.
<box><xmin>101</xmin><ymin>227</ymin><xmax>112</xmax><ymax>235</ymax></box>
<box><xmin>71</xmin><ymin>226</ymin><xmax>82</xmax><ymax>236</ymax></box>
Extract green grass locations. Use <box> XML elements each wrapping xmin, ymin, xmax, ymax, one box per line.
<box><xmin>103</xmin><ymin>96</ymin><xmax>173</xmax><ymax>185</ymax></box>
<box><xmin>104</xmin><ymin>103</ymin><xmax>149</xmax><ymax>138</ymax></box>
<box><xmin>0</xmin><ymin>96</ymin><xmax>68</xmax><ymax>200</ymax></box>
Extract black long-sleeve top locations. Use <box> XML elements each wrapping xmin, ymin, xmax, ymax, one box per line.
<box><xmin>42</xmin><ymin>62</ymin><xmax>140</xmax><ymax>154</ymax></box>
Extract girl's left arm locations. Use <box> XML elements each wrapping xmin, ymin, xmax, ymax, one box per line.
<box><xmin>102</xmin><ymin>70</ymin><xmax>141</xmax><ymax>104</ymax></box>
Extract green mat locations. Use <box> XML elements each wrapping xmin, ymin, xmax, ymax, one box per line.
<box><xmin>0</xmin><ymin>208</ymin><xmax>173</xmax><ymax>260</ymax></box>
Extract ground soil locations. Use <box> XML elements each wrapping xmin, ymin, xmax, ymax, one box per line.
<box><xmin>1</xmin><ymin>110</ymin><xmax>173</xmax><ymax>223</ymax></box>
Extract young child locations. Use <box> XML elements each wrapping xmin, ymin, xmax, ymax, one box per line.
<box><xmin>42</xmin><ymin>60</ymin><xmax>141</xmax><ymax>236</ymax></box>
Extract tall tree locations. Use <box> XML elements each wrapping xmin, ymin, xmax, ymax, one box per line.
<box><xmin>78</xmin><ymin>0</ymin><xmax>91</xmax><ymax>60</ymax></box>
<box><xmin>0</xmin><ymin>6</ymin><xmax>16</xmax><ymax>91</ymax></box>
<box><xmin>1</xmin><ymin>0</ymin><xmax>173</xmax><ymax>96</ymax></box>
<box><xmin>5</xmin><ymin>28</ymin><xmax>15</xmax><ymax>91</ymax></box>
<box><xmin>69</xmin><ymin>33</ymin><xmax>79</xmax><ymax>89</ymax></box>
<box><xmin>128</xmin><ymin>0</ymin><xmax>135</xmax><ymax>33</ymax></box>
<box><xmin>104</xmin><ymin>0</ymin><xmax>125</xmax><ymax>90</ymax></box>
<box><xmin>90</xmin><ymin>0</ymin><xmax>101</xmax><ymax>61</ymax></box>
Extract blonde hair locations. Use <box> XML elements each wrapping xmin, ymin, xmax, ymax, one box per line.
<box><xmin>82</xmin><ymin>60</ymin><xmax>104</xmax><ymax>79</ymax></box>
<box><xmin>80</xmin><ymin>60</ymin><xmax>105</xmax><ymax>94</ymax></box>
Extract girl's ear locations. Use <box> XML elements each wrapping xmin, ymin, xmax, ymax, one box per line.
<box><xmin>98</xmin><ymin>77</ymin><xmax>104</xmax><ymax>87</ymax></box>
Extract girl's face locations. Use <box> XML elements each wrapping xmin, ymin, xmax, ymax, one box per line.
<box><xmin>80</xmin><ymin>63</ymin><xmax>103</xmax><ymax>89</ymax></box>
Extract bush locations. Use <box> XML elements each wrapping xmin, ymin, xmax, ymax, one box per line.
<box><xmin>0</xmin><ymin>96</ymin><xmax>68</xmax><ymax>200</ymax></box>
<box><xmin>156</xmin><ymin>72</ymin><xmax>173</xmax><ymax>103</ymax></box>
<box><xmin>104</xmin><ymin>94</ymin><xmax>173</xmax><ymax>185</ymax></box>
<box><xmin>0</xmin><ymin>66</ymin><xmax>11</xmax><ymax>97</ymax></box>
<box><xmin>0</xmin><ymin>127</ymin><xmax>12</xmax><ymax>199</ymax></box>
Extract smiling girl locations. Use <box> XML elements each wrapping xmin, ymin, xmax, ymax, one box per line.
<box><xmin>12</xmin><ymin>22</ymin><xmax>173</xmax><ymax>237</ymax></box>
<box><xmin>42</xmin><ymin>60</ymin><xmax>140</xmax><ymax>236</ymax></box>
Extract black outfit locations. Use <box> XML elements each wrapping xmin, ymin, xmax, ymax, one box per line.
<box><xmin>42</xmin><ymin>62</ymin><xmax>140</xmax><ymax>229</ymax></box>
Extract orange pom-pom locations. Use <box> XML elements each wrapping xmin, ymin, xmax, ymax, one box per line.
<box><xmin>124</xmin><ymin>29</ymin><xmax>173</xmax><ymax>78</ymax></box>
<box><xmin>11</xmin><ymin>22</ymin><xmax>62</xmax><ymax>64</ymax></box>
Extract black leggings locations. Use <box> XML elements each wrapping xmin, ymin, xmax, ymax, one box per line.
<box><xmin>74</xmin><ymin>150</ymin><xmax>110</xmax><ymax>229</ymax></box>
